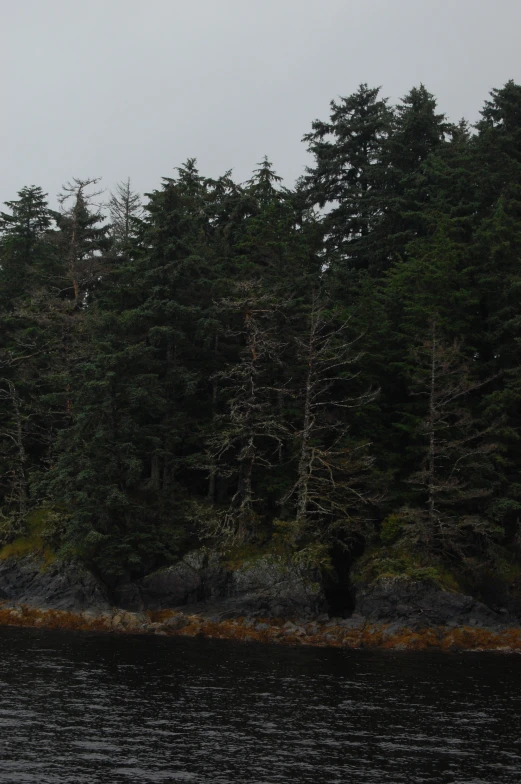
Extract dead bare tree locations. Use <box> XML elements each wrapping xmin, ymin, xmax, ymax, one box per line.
<box><xmin>202</xmin><ymin>281</ymin><xmax>289</xmax><ymax>545</ymax></box>
<box><xmin>108</xmin><ymin>178</ymin><xmax>142</xmax><ymax>249</ymax></box>
<box><xmin>54</xmin><ymin>178</ymin><xmax>111</xmax><ymax>417</ymax></box>
<box><xmin>57</xmin><ymin>177</ymin><xmax>109</xmax><ymax>307</ymax></box>
<box><xmin>282</xmin><ymin>293</ymin><xmax>378</xmax><ymax>552</ymax></box>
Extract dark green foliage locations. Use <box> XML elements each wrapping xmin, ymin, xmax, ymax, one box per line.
<box><xmin>2</xmin><ymin>80</ymin><xmax>521</xmax><ymax>589</ymax></box>
<box><xmin>303</xmin><ymin>83</ymin><xmax>392</xmax><ymax>275</ymax></box>
<box><xmin>0</xmin><ymin>187</ymin><xmax>59</xmax><ymax>529</ymax></box>
<box><xmin>377</xmin><ymin>85</ymin><xmax>453</xmax><ymax>263</ymax></box>
<box><xmin>0</xmin><ymin>186</ymin><xmax>55</xmax><ymax>302</ymax></box>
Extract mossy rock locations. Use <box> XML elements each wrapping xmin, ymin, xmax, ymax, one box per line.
<box><xmin>0</xmin><ymin>505</ymin><xmax>68</xmax><ymax>563</ymax></box>
<box><xmin>351</xmin><ymin>547</ymin><xmax>460</xmax><ymax>593</ymax></box>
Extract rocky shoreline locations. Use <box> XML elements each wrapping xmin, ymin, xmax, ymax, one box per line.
<box><xmin>0</xmin><ymin>550</ymin><xmax>520</xmax><ymax>652</ymax></box>
<box><xmin>1</xmin><ymin>604</ymin><xmax>521</xmax><ymax>653</ymax></box>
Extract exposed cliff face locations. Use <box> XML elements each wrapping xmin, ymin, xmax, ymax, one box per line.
<box><xmin>0</xmin><ymin>555</ymin><xmax>110</xmax><ymax>612</ymax></box>
<box><xmin>113</xmin><ymin>551</ymin><xmax>327</xmax><ymax>618</ymax></box>
<box><xmin>0</xmin><ymin>552</ymin><xmax>518</xmax><ymax>638</ymax></box>
<box><xmin>0</xmin><ymin>551</ymin><xmax>325</xmax><ymax>619</ymax></box>
<box><xmin>355</xmin><ymin>576</ymin><xmax>513</xmax><ymax>631</ymax></box>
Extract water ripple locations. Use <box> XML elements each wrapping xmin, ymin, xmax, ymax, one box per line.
<box><xmin>0</xmin><ymin>628</ymin><xmax>520</xmax><ymax>782</ymax></box>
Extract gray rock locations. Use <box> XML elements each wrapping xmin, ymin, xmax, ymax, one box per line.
<box><xmin>100</xmin><ymin>548</ymin><xmax>327</xmax><ymax>619</ymax></box>
<box><xmin>338</xmin><ymin>614</ymin><xmax>366</xmax><ymax>630</ymax></box>
<box><xmin>355</xmin><ymin>576</ymin><xmax>511</xmax><ymax>630</ymax></box>
<box><xmin>382</xmin><ymin>621</ymin><xmax>406</xmax><ymax>639</ymax></box>
<box><xmin>326</xmin><ymin>617</ymin><xmax>342</xmax><ymax>627</ymax></box>
<box><xmin>140</xmin><ymin>560</ymin><xmax>204</xmax><ymax>608</ymax></box>
<box><xmin>214</xmin><ymin>609</ymin><xmax>242</xmax><ymax>621</ymax></box>
<box><xmin>226</xmin><ymin>555</ymin><xmax>326</xmax><ymax>617</ymax></box>
<box><xmin>324</xmin><ymin>632</ymin><xmax>338</xmax><ymax>641</ymax></box>
<box><xmin>160</xmin><ymin>615</ymin><xmax>190</xmax><ymax>631</ymax></box>
<box><xmin>115</xmin><ymin>549</ymin><xmax>229</xmax><ymax>611</ymax></box>
<box><xmin>0</xmin><ymin>555</ymin><xmax>110</xmax><ymax>612</ymax></box>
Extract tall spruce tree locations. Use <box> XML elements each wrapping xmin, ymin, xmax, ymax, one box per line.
<box><xmin>0</xmin><ymin>186</ymin><xmax>55</xmax><ymax>302</ymax></box>
<box><xmin>379</xmin><ymin>85</ymin><xmax>453</xmax><ymax>263</ymax></box>
<box><xmin>40</xmin><ymin>163</ymin><xmax>218</xmax><ymax>574</ymax></box>
<box><xmin>469</xmin><ymin>82</ymin><xmax>521</xmax><ymax>545</ymax></box>
<box><xmin>303</xmin><ymin>84</ymin><xmax>392</xmax><ymax>275</ymax></box>
<box><xmin>0</xmin><ymin>187</ymin><xmax>57</xmax><ymax>530</ymax></box>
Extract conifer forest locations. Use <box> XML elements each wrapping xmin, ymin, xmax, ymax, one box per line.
<box><xmin>2</xmin><ymin>81</ymin><xmax>521</xmax><ymax>605</ymax></box>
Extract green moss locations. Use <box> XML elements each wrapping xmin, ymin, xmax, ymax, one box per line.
<box><xmin>0</xmin><ymin>504</ymin><xmax>67</xmax><ymax>562</ymax></box>
<box><xmin>0</xmin><ymin>536</ymin><xmax>43</xmax><ymax>560</ymax></box>
<box><xmin>292</xmin><ymin>542</ymin><xmax>333</xmax><ymax>573</ymax></box>
<box><xmin>223</xmin><ymin>541</ymin><xmax>283</xmax><ymax>570</ymax></box>
<box><xmin>351</xmin><ymin>547</ymin><xmax>460</xmax><ymax>591</ymax></box>
<box><xmin>379</xmin><ymin>514</ymin><xmax>403</xmax><ymax>546</ymax></box>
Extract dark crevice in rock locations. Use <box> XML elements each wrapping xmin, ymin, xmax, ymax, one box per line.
<box><xmin>323</xmin><ymin>546</ymin><xmax>356</xmax><ymax>617</ymax></box>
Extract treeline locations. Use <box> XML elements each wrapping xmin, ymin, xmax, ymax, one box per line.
<box><xmin>1</xmin><ymin>81</ymin><xmax>521</xmax><ymax>589</ymax></box>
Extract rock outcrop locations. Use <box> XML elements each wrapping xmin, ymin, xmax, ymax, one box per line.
<box><xmin>114</xmin><ymin>550</ymin><xmax>326</xmax><ymax>618</ymax></box>
<box><xmin>1</xmin><ymin>551</ymin><xmax>518</xmax><ymax>637</ymax></box>
<box><xmin>0</xmin><ymin>555</ymin><xmax>111</xmax><ymax>612</ymax></box>
<box><xmin>225</xmin><ymin>555</ymin><xmax>326</xmax><ymax>616</ymax></box>
<box><xmin>355</xmin><ymin>575</ymin><xmax>512</xmax><ymax>630</ymax></box>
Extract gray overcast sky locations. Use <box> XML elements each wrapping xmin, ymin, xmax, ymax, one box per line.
<box><xmin>1</xmin><ymin>0</ymin><xmax>520</xmax><ymax>208</ymax></box>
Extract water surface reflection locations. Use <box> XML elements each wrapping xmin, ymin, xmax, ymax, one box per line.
<box><xmin>0</xmin><ymin>627</ymin><xmax>520</xmax><ymax>782</ymax></box>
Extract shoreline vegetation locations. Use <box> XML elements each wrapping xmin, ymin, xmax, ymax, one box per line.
<box><xmin>1</xmin><ymin>605</ymin><xmax>521</xmax><ymax>653</ymax></box>
<box><xmin>3</xmin><ymin>80</ymin><xmax>521</xmax><ymax>621</ymax></box>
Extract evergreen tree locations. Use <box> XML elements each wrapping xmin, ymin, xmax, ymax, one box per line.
<box><xmin>399</xmin><ymin>321</ymin><xmax>500</xmax><ymax>561</ymax></box>
<box><xmin>0</xmin><ymin>186</ymin><xmax>57</xmax><ymax>530</ymax></box>
<box><xmin>40</xmin><ymin>163</ymin><xmax>215</xmax><ymax>573</ymax></box>
<box><xmin>0</xmin><ymin>185</ymin><xmax>55</xmax><ymax>302</ymax></box>
<box><xmin>303</xmin><ymin>84</ymin><xmax>392</xmax><ymax>275</ymax></box>
<box><xmin>379</xmin><ymin>85</ymin><xmax>453</xmax><ymax>262</ymax></box>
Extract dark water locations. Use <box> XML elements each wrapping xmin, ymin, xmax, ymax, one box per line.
<box><xmin>0</xmin><ymin>628</ymin><xmax>520</xmax><ymax>783</ymax></box>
